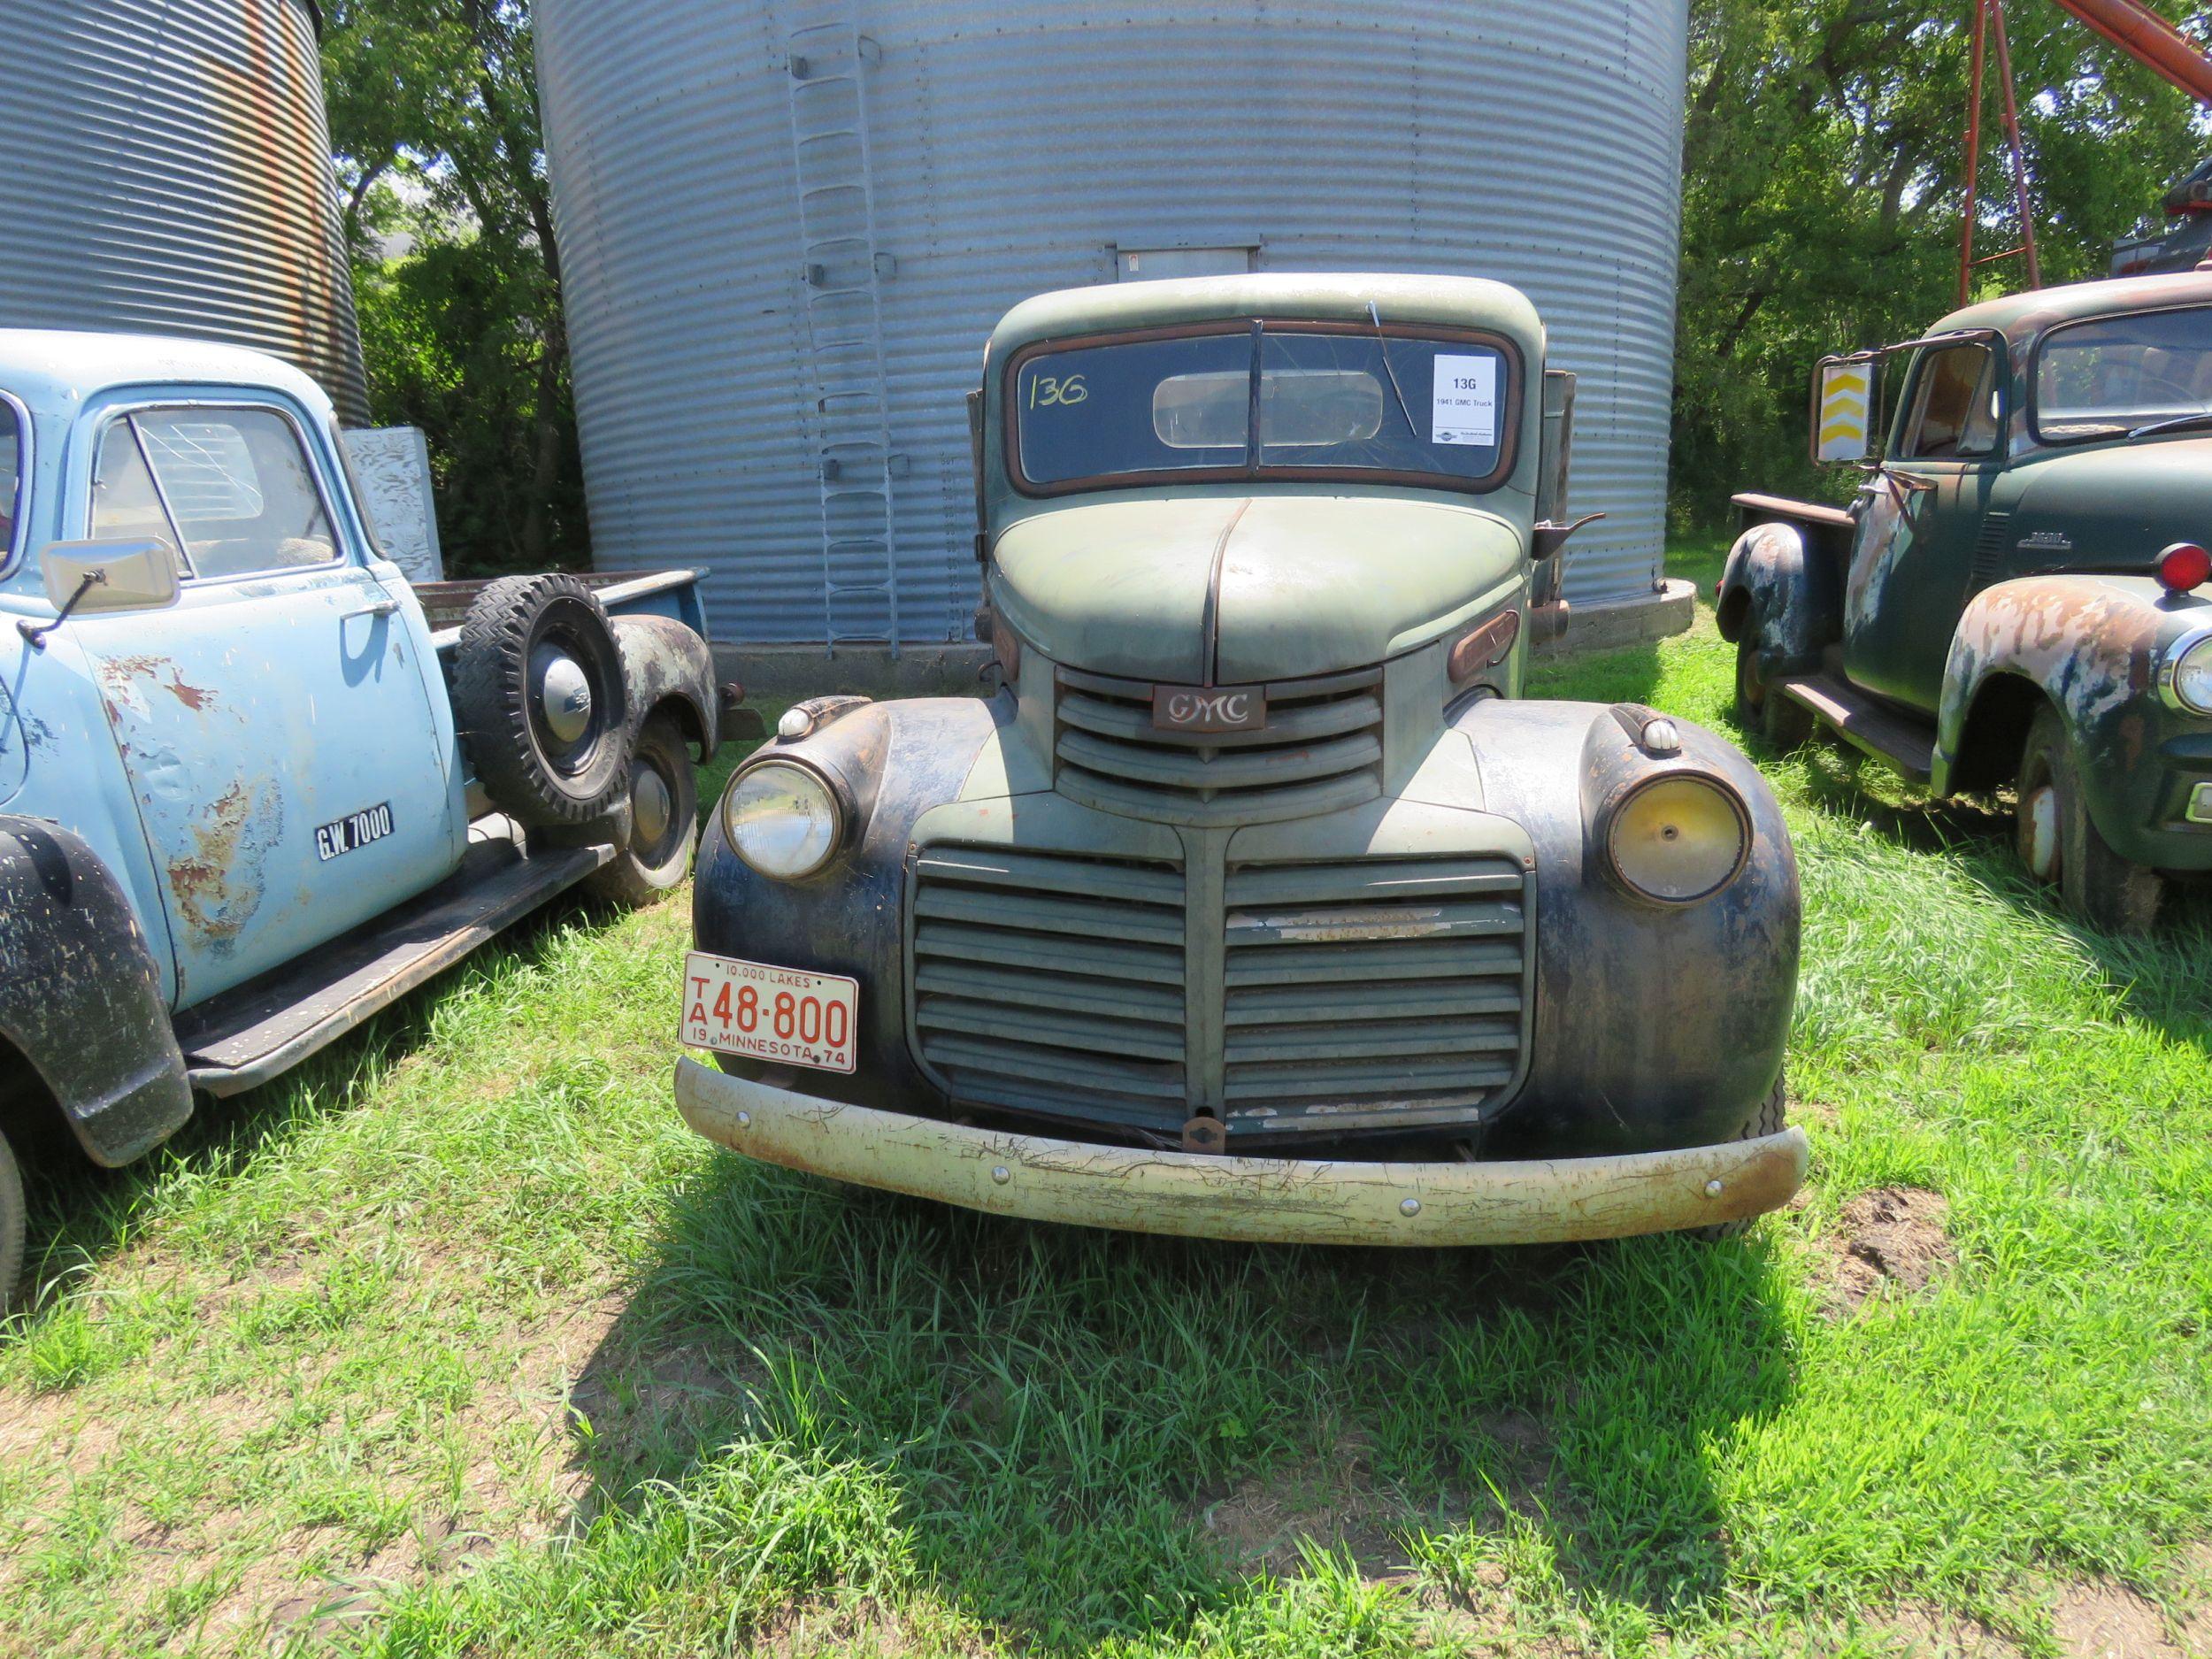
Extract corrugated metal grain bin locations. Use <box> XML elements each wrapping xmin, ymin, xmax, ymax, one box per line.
<box><xmin>0</xmin><ymin>0</ymin><xmax>369</xmax><ymax>425</ymax></box>
<box><xmin>538</xmin><ymin>0</ymin><xmax>1686</xmax><ymax>648</ymax></box>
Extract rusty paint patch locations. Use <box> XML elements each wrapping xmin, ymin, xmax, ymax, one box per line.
<box><xmin>165</xmin><ymin>778</ymin><xmax>278</xmax><ymax>946</ymax></box>
<box><xmin>93</xmin><ymin>653</ymin><xmax>217</xmax><ymax>717</ymax></box>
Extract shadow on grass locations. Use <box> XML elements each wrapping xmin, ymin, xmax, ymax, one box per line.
<box><xmin>1</xmin><ymin>897</ymin><xmax>596</xmax><ymax>1335</ymax></box>
<box><xmin>566</xmin><ymin>1164</ymin><xmax>1797</xmax><ymax>1649</ymax></box>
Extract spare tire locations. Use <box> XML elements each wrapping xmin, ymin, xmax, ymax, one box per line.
<box><xmin>452</xmin><ymin>574</ymin><xmax>630</xmax><ymax>827</ymax></box>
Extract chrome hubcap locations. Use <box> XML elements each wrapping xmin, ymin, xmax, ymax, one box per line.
<box><xmin>632</xmin><ymin>763</ymin><xmax>672</xmax><ymax>849</ymax></box>
<box><xmin>536</xmin><ymin>649</ymin><xmax>593</xmax><ymax>745</ymax></box>
<box><xmin>2024</xmin><ymin>784</ymin><xmax>2061</xmax><ymax>879</ymax></box>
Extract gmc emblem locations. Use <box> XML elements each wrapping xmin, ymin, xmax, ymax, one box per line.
<box><xmin>1151</xmin><ymin>684</ymin><xmax>1267</xmax><ymax>733</ymax></box>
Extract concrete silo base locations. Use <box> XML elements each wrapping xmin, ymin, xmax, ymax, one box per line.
<box><xmin>714</xmin><ymin>581</ymin><xmax>1695</xmax><ymax>702</ymax></box>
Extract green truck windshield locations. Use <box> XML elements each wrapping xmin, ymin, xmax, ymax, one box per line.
<box><xmin>1011</xmin><ymin>326</ymin><xmax>1513</xmax><ymax>491</ymax></box>
<box><xmin>2036</xmin><ymin>304</ymin><xmax>2212</xmax><ymax>442</ymax></box>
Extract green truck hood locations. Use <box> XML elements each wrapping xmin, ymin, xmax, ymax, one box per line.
<box><xmin>990</xmin><ymin>495</ymin><xmax>1524</xmax><ymax>684</ymax></box>
<box><xmin>2007</xmin><ymin>436</ymin><xmax>2212</xmax><ymax>563</ymax></box>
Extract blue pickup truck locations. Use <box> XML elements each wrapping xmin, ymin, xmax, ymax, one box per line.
<box><xmin>0</xmin><ymin>331</ymin><xmax>741</xmax><ymax>1307</ymax></box>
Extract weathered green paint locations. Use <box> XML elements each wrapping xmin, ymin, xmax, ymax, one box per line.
<box><xmin>992</xmin><ymin>495</ymin><xmax>1525</xmax><ymax>684</ymax></box>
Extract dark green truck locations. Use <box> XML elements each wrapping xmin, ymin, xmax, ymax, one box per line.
<box><xmin>1724</xmin><ymin>273</ymin><xmax>2212</xmax><ymax>931</ymax></box>
<box><xmin>671</xmin><ymin>273</ymin><xmax>1808</xmax><ymax>1247</ymax></box>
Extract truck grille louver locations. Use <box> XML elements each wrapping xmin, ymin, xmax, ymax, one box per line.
<box><xmin>908</xmin><ymin>844</ymin><xmax>1531</xmax><ymax>1144</ymax></box>
<box><xmin>910</xmin><ymin>846</ymin><xmax>1190</xmax><ymax>1133</ymax></box>
<box><xmin>1222</xmin><ymin>856</ymin><xmax>1527</xmax><ymax>1133</ymax></box>
<box><xmin>1052</xmin><ymin>666</ymin><xmax>1384</xmax><ymax>825</ymax></box>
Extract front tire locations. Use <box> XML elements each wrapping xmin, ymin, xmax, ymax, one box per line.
<box><xmin>583</xmin><ymin>710</ymin><xmax>699</xmax><ymax>907</ymax></box>
<box><xmin>1736</xmin><ymin>638</ymin><xmax>1815</xmax><ymax>751</ymax></box>
<box><xmin>2016</xmin><ymin>706</ymin><xmax>2164</xmax><ymax>933</ymax></box>
<box><xmin>0</xmin><ymin>1130</ymin><xmax>26</xmax><ymax>1317</ymax></box>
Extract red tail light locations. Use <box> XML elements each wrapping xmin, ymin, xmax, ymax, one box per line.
<box><xmin>2156</xmin><ymin>542</ymin><xmax>2212</xmax><ymax>594</ymax></box>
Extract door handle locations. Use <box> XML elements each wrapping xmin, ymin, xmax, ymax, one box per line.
<box><xmin>345</xmin><ymin>597</ymin><xmax>400</xmax><ymax>620</ymax></box>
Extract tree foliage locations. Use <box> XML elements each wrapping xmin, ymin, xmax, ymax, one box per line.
<box><xmin>319</xmin><ymin>0</ymin><xmax>586</xmax><ymax>576</ymax></box>
<box><xmin>1675</xmin><ymin>0</ymin><xmax>2208</xmax><ymax>521</ymax></box>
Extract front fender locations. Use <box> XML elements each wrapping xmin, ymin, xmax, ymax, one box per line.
<box><xmin>0</xmin><ymin>816</ymin><xmax>193</xmax><ymax>1167</ymax></box>
<box><xmin>692</xmin><ymin>695</ymin><xmax>1007</xmax><ymax>1113</ymax></box>
<box><xmin>1718</xmin><ymin>518</ymin><xmax>1843</xmax><ymax>672</ymax></box>
<box><xmin>1936</xmin><ymin>576</ymin><xmax>2212</xmax><ymax>866</ymax></box>
<box><xmin>612</xmin><ymin>614</ymin><xmax>720</xmax><ymax>762</ymax></box>
<box><xmin>1454</xmin><ymin>699</ymin><xmax>1799</xmax><ymax>1154</ymax></box>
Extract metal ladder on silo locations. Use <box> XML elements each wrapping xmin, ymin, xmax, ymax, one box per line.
<box><xmin>785</xmin><ymin>21</ymin><xmax>901</xmax><ymax>656</ymax></box>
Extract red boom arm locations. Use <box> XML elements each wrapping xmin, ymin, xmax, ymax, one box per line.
<box><xmin>2046</xmin><ymin>0</ymin><xmax>2212</xmax><ymax>106</ymax></box>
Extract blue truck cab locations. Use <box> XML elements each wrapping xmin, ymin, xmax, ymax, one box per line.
<box><xmin>0</xmin><ymin>331</ymin><xmax>736</xmax><ymax>1303</ymax></box>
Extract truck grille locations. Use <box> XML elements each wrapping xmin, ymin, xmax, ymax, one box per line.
<box><xmin>1053</xmin><ymin>666</ymin><xmax>1384</xmax><ymax>826</ymax></box>
<box><xmin>1222</xmin><ymin>856</ymin><xmax>1529</xmax><ymax>1133</ymax></box>
<box><xmin>908</xmin><ymin>843</ymin><xmax>1532</xmax><ymax>1143</ymax></box>
<box><xmin>910</xmin><ymin>845</ymin><xmax>1188</xmax><ymax>1134</ymax></box>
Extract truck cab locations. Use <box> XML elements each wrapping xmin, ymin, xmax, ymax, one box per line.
<box><xmin>0</xmin><ymin>331</ymin><xmax>733</xmax><ymax>1304</ymax></box>
<box><xmin>1722</xmin><ymin>273</ymin><xmax>2212</xmax><ymax>931</ymax></box>
<box><xmin>679</xmin><ymin>273</ymin><xmax>1807</xmax><ymax>1248</ymax></box>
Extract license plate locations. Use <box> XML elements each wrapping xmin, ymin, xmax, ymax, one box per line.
<box><xmin>680</xmin><ymin>951</ymin><xmax>857</xmax><ymax>1073</ymax></box>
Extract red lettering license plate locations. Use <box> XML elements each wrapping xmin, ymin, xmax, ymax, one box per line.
<box><xmin>680</xmin><ymin>951</ymin><xmax>858</xmax><ymax>1073</ymax></box>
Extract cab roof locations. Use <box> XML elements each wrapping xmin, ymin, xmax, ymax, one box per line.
<box><xmin>1933</xmin><ymin>271</ymin><xmax>2212</xmax><ymax>345</ymax></box>
<box><xmin>0</xmin><ymin>328</ymin><xmax>334</xmax><ymax>420</ymax></box>
<box><xmin>987</xmin><ymin>272</ymin><xmax>1543</xmax><ymax>361</ymax></box>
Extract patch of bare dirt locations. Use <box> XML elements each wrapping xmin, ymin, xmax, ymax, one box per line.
<box><xmin>1198</xmin><ymin>1425</ymin><xmax>1474</xmax><ymax>1583</ymax></box>
<box><xmin>1825</xmin><ymin>1187</ymin><xmax>1957</xmax><ymax>1312</ymax></box>
<box><xmin>1870</xmin><ymin>1602</ymin><xmax>2027</xmax><ymax>1657</ymax></box>
<box><xmin>2051</xmin><ymin>1578</ymin><xmax>2189</xmax><ymax>1659</ymax></box>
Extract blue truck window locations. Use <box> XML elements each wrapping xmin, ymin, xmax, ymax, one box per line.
<box><xmin>91</xmin><ymin>408</ymin><xmax>338</xmax><ymax>580</ymax></box>
<box><xmin>0</xmin><ymin>396</ymin><xmax>21</xmax><ymax>568</ymax></box>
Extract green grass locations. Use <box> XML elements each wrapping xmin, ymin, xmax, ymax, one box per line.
<box><xmin>3</xmin><ymin>556</ymin><xmax>2208</xmax><ymax>1657</ymax></box>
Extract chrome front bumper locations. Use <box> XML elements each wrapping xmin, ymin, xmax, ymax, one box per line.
<box><xmin>673</xmin><ymin>1058</ymin><xmax>1809</xmax><ymax>1246</ymax></box>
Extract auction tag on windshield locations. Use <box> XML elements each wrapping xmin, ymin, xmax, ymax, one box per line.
<box><xmin>1432</xmin><ymin>354</ymin><xmax>1497</xmax><ymax>446</ymax></box>
<box><xmin>681</xmin><ymin>951</ymin><xmax>857</xmax><ymax>1073</ymax></box>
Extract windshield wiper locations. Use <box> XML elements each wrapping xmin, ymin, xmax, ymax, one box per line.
<box><xmin>1368</xmin><ymin>301</ymin><xmax>1419</xmax><ymax>441</ymax></box>
<box><xmin>2127</xmin><ymin>411</ymin><xmax>2212</xmax><ymax>440</ymax></box>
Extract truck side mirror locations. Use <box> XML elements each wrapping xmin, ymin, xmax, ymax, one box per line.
<box><xmin>18</xmin><ymin>539</ymin><xmax>180</xmax><ymax>647</ymax></box>
<box><xmin>1812</xmin><ymin>355</ymin><xmax>1878</xmax><ymax>465</ymax></box>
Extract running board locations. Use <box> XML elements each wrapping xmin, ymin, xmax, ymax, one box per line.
<box><xmin>178</xmin><ymin>835</ymin><xmax>611</xmax><ymax>1097</ymax></box>
<box><xmin>1776</xmin><ymin>672</ymin><xmax>1937</xmax><ymax>781</ymax></box>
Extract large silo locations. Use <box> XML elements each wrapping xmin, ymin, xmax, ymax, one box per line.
<box><xmin>0</xmin><ymin>0</ymin><xmax>369</xmax><ymax>425</ymax></box>
<box><xmin>537</xmin><ymin>1</ymin><xmax>1686</xmax><ymax>651</ymax></box>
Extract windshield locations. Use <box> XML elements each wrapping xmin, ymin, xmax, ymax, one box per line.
<box><xmin>1010</xmin><ymin>325</ymin><xmax>1516</xmax><ymax>492</ymax></box>
<box><xmin>2035</xmin><ymin>305</ymin><xmax>2212</xmax><ymax>442</ymax></box>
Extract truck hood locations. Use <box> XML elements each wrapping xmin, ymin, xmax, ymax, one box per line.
<box><xmin>2008</xmin><ymin>436</ymin><xmax>2212</xmax><ymax>568</ymax></box>
<box><xmin>989</xmin><ymin>495</ymin><xmax>1525</xmax><ymax>684</ymax></box>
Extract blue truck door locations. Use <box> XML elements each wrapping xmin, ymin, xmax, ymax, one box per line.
<box><xmin>71</xmin><ymin>400</ymin><xmax>462</xmax><ymax>1009</ymax></box>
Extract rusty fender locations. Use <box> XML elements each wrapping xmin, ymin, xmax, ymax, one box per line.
<box><xmin>0</xmin><ymin>816</ymin><xmax>193</xmax><ymax>1167</ymax></box>
<box><xmin>1936</xmin><ymin>574</ymin><xmax>2212</xmax><ymax>869</ymax></box>
<box><xmin>1717</xmin><ymin>517</ymin><xmax>1845</xmax><ymax>674</ymax></box>
<box><xmin>675</xmin><ymin>1059</ymin><xmax>1809</xmax><ymax>1245</ymax></box>
<box><xmin>611</xmin><ymin>614</ymin><xmax>722</xmax><ymax>761</ymax></box>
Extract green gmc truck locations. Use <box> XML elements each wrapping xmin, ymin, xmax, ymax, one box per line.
<box><xmin>670</xmin><ymin>273</ymin><xmax>1809</xmax><ymax>1248</ymax></box>
<box><xmin>1724</xmin><ymin>273</ymin><xmax>2212</xmax><ymax>932</ymax></box>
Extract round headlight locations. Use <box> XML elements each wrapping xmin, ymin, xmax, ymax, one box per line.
<box><xmin>721</xmin><ymin>760</ymin><xmax>843</xmax><ymax>880</ymax></box>
<box><xmin>1606</xmin><ymin>772</ymin><xmax>1751</xmax><ymax>904</ymax></box>
<box><xmin>2168</xmin><ymin>633</ymin><xmax>2212</xmax><ymax>716</ymax></box>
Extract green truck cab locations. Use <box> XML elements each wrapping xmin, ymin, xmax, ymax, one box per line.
<box><xmin>1724</xmin><ymin>273</ymin><xmax>2212</xmax><ymax>931</ymax></box>
<box><xmin>677</xmin><ymin>273</ymin><xmax>1807</xmax><ymax>1246</ymax></box>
